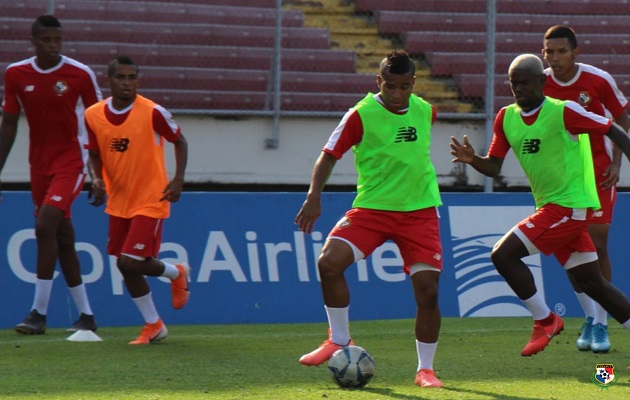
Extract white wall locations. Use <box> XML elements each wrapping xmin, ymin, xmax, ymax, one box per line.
<box><xmin>4</xmin><ymin>114</ymin><xmax>630</xmax><ymax>189</ymax></box>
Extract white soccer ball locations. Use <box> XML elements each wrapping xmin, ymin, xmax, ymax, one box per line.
<box><xmin>327</xmin><ymin>345</ymin><xmax>375</xmax><ymax>388</ymax></box>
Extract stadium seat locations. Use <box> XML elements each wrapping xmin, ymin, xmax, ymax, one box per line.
<box><xmin>426</xmin><ymin>52</ymin><xmax>630</xmax><ymax>77</ymax></box>
<box><xmin>378</xmin><ymin>11</ymin><xmax>629</xmax><ymax>35</ymax></box>
<box><xmin>355</xmin><ymin>0</ymin><xmax>485</xmax><ymax>13</ymax></box>
<box><xmin>356</xmin><ymin>0</ymin><xmax>630</xmax><ymax>16</ymax></box>
<box><xmin>49</xmin><ymin>1</ymin><xmax>304</xmax><ymax>27</ymax></box>
<box><xmin>404</xmin><ymin>32</ymin><xmax>630</xmax><ymax>55</ymax></box>
<box><xmin>497</xmin><ymin>0</ymin><xmax>630</xmax><ymax>16</ymax></box>
<box><xmin>53</xmin><ymin>42</ymin><xmax>356</xmax><ymax>73</ymax></box>
<box><xmin>131</xmin><ymin>89</ymin><xmax>361</xmax><ymax>112</ymax></box>
<box><xmin>454</xmin><ymin>74</ymin><xmax>513</xmax><ymax>98</ymax></box>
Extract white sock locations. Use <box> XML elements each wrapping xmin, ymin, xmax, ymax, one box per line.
<box><xmin>622</xmin><ymin>318</ymin><xmax>630</xmax><ymax>331</ymax></box>
<box><xmin>32</xmin><ymin>278</ymin><xmax>53</xmax><ymax>315</ymax></box>
<box><xmin>160</xmin><ymin>262</ymin><xmax>179</xmax><ymax>280</ymax></box>
<box><xmin>132</xmin><ymin>292</ymin><xmax>160</xmax><ymax>324</ymax></box>
<box><xmin>592</xmin><ymin>301</ymin><xmax>608</xmax><ymax>326</ymax></box>
<box><xmin>575</xmin><ymin>292</ymin><xmax>595</xmax><ymax>319</ymax></box>
<box><xmin>522</xmin><ymin>291</ymin><xmax>551</xmax><ymax>320</ymax></box>
<box><xmin>325</xmin><ymin>305</ymin><xmax>350</xmax><ymax>345</ymax></box>
<box><xmin>68</xmin><ymin>283</ymin><xmax>93</xmax><ymax>315</ymax></box>
<box><xmin>416</xmin><ymin>340</ymin><xmax>438</xmax><ymax>371</ymax></box>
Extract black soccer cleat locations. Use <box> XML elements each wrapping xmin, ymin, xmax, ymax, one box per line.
<box><xmin>15</xmin><ymin>310</ymin><xmax>47</xmax><ymax>335</ymax></box>
<box><xmin>67</xmin><ymin>313</ymin><xmax>98</xmax><ymax>332</ymax></box>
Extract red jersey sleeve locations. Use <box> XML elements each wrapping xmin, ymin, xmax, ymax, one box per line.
<box><xmin>323</xmin><ymin>109</ymin><xmax>363</xmax><ymax>159</ymax></box>
<box><xmin>488</xmin><ymin>108</ymin><xmax>510</xmax><ymax>159</ymax></box>
<box><xmin>564</xmin><ymin>101</ymin><xmax>612</xmax><ymax>136</ymax></box>
<box><xmin>152</xmin><ymin>104</ymin><xmax>181</xmax><ymax>143</ymax></box>
<box><xmin>2</xmin><ymin>66</ymin><xmax>21</xmax><ymax>115</ymax></box>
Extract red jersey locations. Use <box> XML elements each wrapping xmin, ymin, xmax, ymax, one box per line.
<box><xmin>2</xmin><ymin>55</ymin><xmax>102</xmax><ymax>174</ymax></box>
<box><xmin>489</xmin><ymin>99</ymin><xmax>612</xmax><ymax>159</ymax></box>
<box><xmin>544</xmin><ymin>63</ymin><xmax>628</xmax><ymax>179</ymax></box>
<box><xmin>323</xmin><ymin>94</ymin><xmax>437</xmax><ymax>159</ymax></box>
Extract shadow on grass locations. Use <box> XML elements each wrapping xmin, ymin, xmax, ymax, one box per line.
<box><xmin>362</xmin><ymin>385</ymin><xmax>543</xmax><ymax>400</ymax></box>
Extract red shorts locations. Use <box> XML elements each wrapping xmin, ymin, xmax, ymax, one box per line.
<box><xmin>514</xmin><ymin>203</ymin><xmax>596</xmax><ymax>267</ymax></box>
<box><xmin>107</xmin><ymin>215</ymin><xmax>163</xmax><ymax>258</ymax></box>
<box><xmin>590</xmin><ymin>185</ymin><xmax>616</xmax><ymax>225</ymax></box>
<box><xmin>328</xmin><ymin>207</ymin><xmax>443</xmax><ymax>274</ymax></box>
<box><xmin>30</xmin><ymin>170</ymin><xmax>85</xmax><ymax>218</ymax></box>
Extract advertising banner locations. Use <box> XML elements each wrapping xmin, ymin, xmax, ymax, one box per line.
<box><xmin>1</xmin><ymin>192</ymin><xmax>629</xmax><ymax>328</ymax></box>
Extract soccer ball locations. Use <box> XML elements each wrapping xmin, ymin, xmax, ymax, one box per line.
<box><xmin>327</xmin><ymin>345</ymin><xmax>375</xmax><ymax>388</ymax></box>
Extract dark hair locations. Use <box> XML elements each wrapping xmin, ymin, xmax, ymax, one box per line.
<box><xmin>31</xmin><ymin>15</ymin><xmax>61</xmax><ymax>36</ymax></box>
<box><xmin>107</xmin><ymin>55</ymin><xmax>139</xmax><ymax>77</ymax></box>
<box><xmin>544</xmin><ymin>25</ymin><xmax>578</xmax><ymax>49</ymax></box>
<box><xmin>380</xmin><ymin>49</ymin><xmax>415</xmax><ymax>75</ymax></box>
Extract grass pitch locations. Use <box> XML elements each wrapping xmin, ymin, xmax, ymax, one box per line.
<box><xmin>0</xmin><ymin>318</ymin><xmax>629</xmax><ymax>399</ymax></box>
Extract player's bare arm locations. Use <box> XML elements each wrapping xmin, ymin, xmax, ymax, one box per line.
<box><xmin>160</xmin><ymin>134</ymin><xmax>187</xmax><ymax>203</ymax></box>
<box><xmin>450</xmin><ymin>135</ymin><xmax>504</xmax><ymax>177</ymax></box>
<box><xmin>295</xmin><ymin>152</ymin><xmax>336</xmax><ymax>234</ymax></box>
<box><xmin>87</xmin><ymin>150</ymin><xmax>106</xmax><ymax>207</ymax></box>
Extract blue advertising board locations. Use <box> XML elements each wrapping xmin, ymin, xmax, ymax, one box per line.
<box><xmin>1</xmin><ymin>191</ymin><xmax>630</xmax><ymax>329</ymax></box>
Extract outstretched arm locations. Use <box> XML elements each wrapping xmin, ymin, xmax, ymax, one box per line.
<box><xmin>294</xmin><ymin>151</ymin><xmax>337</xmax><ymax>234</ymax></box>
<box><xmin>450</xmin><ymin>135</ymin><xmax>504</xmax><ymax>177</ymax></box>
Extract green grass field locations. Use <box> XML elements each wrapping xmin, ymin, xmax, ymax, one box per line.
<box><xmin>0</xmin><ymin>318</ymin><xmax>628</xmax><ymax>399</ymax></box>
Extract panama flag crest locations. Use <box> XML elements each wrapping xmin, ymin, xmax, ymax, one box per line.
<box><xmin>592</xmin><ymin>364</ymin><xmax>617</xmax><ymax>389</ymax></box>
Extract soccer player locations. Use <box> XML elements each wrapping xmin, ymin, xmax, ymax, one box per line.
<box><xmin>542</xmin><ymin>25</ymin><xmax>630</xmax><ymax>353</ymax></box>
<box><xmin>0</xmin><ymin>15</ymin><xmax>100</xmax><ymax>334</ymax></box>
<box><xmin>295</xmin><ymin>50</ymin><xmax>444</xmax><ymax>388</ymax></box>
<box><xmin>84</xmin><ymin>56</ymin><xmax>190</xmax><ymax>345</ymax></box>
<box><xmin>450</xmin><ymin>54</ymin><xmax>630</xmax><ymax>357</ymax></box>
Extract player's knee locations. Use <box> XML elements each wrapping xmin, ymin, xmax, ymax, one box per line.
<box><xmin>317</xmin><ymin>255</ymin><xmax>345</xmax><ymax>281</ymax></box>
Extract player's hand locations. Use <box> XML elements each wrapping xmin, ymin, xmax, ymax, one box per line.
<box><xmin>294</xmin><ymin>198</ymin><xmax>321</xmax><ymax>234</ymax></box>
<box><xmin>600</xmin><ymin>163</ymin><xmax>620</xmax><ymax>190</ymax></box>
<box><xmin>450</xmin><ymin>135</ymin><xmax>476</xmax><ymax>163</ymax></box>
<box><xmin>88</xmin><ymin>178</ymin><xmax>106</xmax><ymax>207</ymax></box>
<box><xmin>160</xmin><ymin>177</ymin><xmax>184</xmax><ymax>202</ymax></box>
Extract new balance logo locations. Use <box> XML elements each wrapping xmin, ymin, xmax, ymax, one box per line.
<box><xmin>395</xmin><ymin>126</ymin><xmax>418</xmax><ymax>143</ymax></box>
<box><xmin>24</xmin><ymin>85</ymin><xmax>34</xmax><ymax>92</ymax></box>
<box><xmin>133</xmin><ymin>243</ymin><xmax>145</xmax><ymax>250</ymax></box>
<box><xmin>50</xmin><ymin>195</ymin><xmax>62</xmax><ymax>202</ymax></box>
<box><xmin>522</xmin><ymin>139</ymin><xmax>541</xmax><ymax>154</ymax></box>
<box><xmin>110</xmin><ymin>138</ymin><xmax>130</xmax><ymax>152</ymax></box>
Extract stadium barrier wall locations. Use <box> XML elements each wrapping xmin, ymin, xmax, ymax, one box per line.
<box><xmin>2</xmin><ymin>191</ymin><xmax>630</xmax><ymax>329</ymax></box>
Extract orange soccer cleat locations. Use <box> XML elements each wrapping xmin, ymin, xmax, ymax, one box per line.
<box><xmin>299</xmin><ymin>329</ymin><xmax>354</xmax><ymax>366</ymax></box>
<box><xmin>415</xmin><ymin>369</ymin><xmax>444</xmax><ymax>388</ymax></box>
<box><xmin>520</xmin><ymin>312</ymin><xmax>564</xmax><ymax>357</ymax></box>
<box><xmin>129</xmin><ymin>319</ymin><xmax>168</xmax><ymax>345</ymax></box>
<box><xmin>171</xmin><ymin>264</ymin><xmax>191</xmax><ymax>309</ymax></box>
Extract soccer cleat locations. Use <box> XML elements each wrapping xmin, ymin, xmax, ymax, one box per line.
<box><xmin>520</xmin><ymin>312</ymin><xmax>564</xmax><ymax>357</ymax></box>
<box><xmin>415</xmin><ymin>369</ymin><xmax>444</xmax><ymax>388</ymax></box>
<box><xmin>171</xmin><ymin>264</ymin><xmax>191</xmax><ymax>309</ymax></box>
<box><xmin>15</xmin><ymin>310</ymin><xmax>47</xmax><ymax>335</ymax></box>
<box><xmin>67</xmin><ymin>313</ymin><xmax>98</xmax><ymax>332</ymax></box>
<box><xmin>575</xmin><ymin>316</ymin><xmax>593</xmax><ymax>351</ymax></box>
<box><xmin>590</xmin><ymin>323</ymin><xmax>611</xmax><ymax>353</ymax></box>
<box><xmin>299</xmin><ymin>329</ymin><xmax>354</xmax><ymax>366</ymax></box>
<box><xmin>129</xmin><ymin>319</ymin><xmax>168</xmax><ymax>345</ymax></box>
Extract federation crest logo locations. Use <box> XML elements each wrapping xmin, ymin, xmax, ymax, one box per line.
<box><xmin>591</xmin><ymin>364</ymin><xmax>617</xmax><ymax>389</ymax></box>
<box><xmin>54</xmin><ymin>80</ymin><xmax>68</xmax><ymax>95</ymax></box>
<box><xmin>336</xmin><ymin>217</ymin><xmax>351</xmax><ymax>229</ymax></box>
<box><xmin>578</xmin><ymin>91</ymin><xmax>591</xmax><ymax>106</ymax></box>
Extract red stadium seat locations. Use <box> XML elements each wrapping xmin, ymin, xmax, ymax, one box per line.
<box><xmin>404</xmin><ymin>32</ymin><xmax>630</xmax><ymax>55</ymax></box>
<box><xmin>0</xmin><ymin>18</ymin><xmax>329</xmax><ymax>49</ymax></box>
<box><xmin>132</xmin><ymin>89</ymin><xmax>361</xmax><ymax>112</ymax></box>
<box><xmin>454</xmin><ymin>74</ymin><xmax>513</xmax><ymax>98</ymax></box>
<box><xmin>356</xmin><ymin>0</ymin><xmax>485</xmax><ymax>13</ymax></box>
<box><xmin>426</xmin><ymin>52</ymin><xmax>630</xmax><ymax>77</ymax></box>
<box><xmin>51</xmin><ymin>1</ymin><xmax>304</xmax><ymax>27</ymax></box>
<box><xmin>356</xmin><ymin>0</ymin><xmax>630</xmax><ymax>16</ymax></box>
<box><xmin>54</xmin><ymin>42</ymin><xmax>355</xmax><ymax>74</ymax></box>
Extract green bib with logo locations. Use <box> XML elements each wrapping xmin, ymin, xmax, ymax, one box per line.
<box><xmin>352</xmin><ymin>93</ymin><xmax>442</xmax><ymax>211</ymax></box>
<box><xmin>503</xmin><ymin>97</ymin><xmax>599</xmax><ymax>210</ymax></box>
